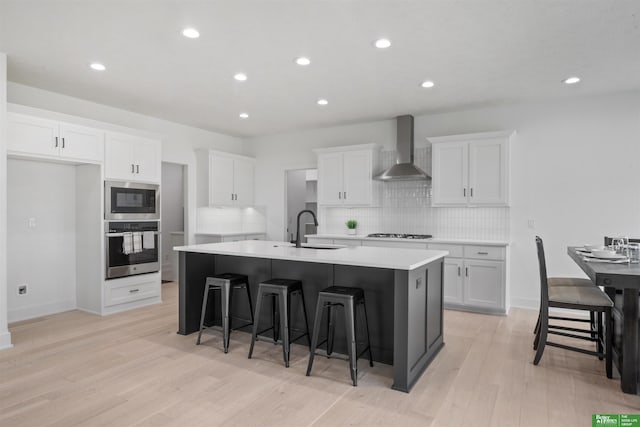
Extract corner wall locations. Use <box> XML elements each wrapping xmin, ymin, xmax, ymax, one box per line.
<box><xmin>0</xmin><ymin>53</ymin><xmax>12</xmax><ymax>349</ymax></box>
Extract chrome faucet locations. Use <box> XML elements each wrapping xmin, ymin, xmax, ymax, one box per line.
<box><xmin>295</xmin><ymin>210</ymin><xmax>318</xmax><ymax>248</ymax></box>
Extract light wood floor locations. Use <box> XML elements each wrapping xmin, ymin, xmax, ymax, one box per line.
<box><xmin>1</xmin><ymin>283</ymin><xmax>639</xmax><ymax>427</ymax></box>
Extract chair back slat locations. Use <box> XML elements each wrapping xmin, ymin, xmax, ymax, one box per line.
<box><xmin>535</xmin><ymin>236</ymin><xmax>549</xmax><ymax>318</ymax></box>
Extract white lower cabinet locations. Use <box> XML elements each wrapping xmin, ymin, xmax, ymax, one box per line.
<box><xmin>104</xmin><ymin>273</ymin><xmax>161</xmax><ymax>309</ymax></box>
<box><xmin>430</xmin><ymin>243</ymin><xmax>506</xmax><ymax>314</ymax></box>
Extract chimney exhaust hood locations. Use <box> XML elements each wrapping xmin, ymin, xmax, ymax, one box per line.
<box><xmin>374</xmin><ymin>115</ymin><xmax>431</xmax><ymax>181</ymax></box>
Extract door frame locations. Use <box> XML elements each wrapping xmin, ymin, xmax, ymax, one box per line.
<box><xmin>283</xmin><ymin>165</ymin><xmax>316</xmax><ymax>242</ymax></box>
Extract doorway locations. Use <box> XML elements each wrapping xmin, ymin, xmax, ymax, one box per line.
<box><xmin>161</xmin><ymin>162</ymin><xmax>187</xmax><ymax>282</ymax></box>
<box><xmin>285</xmin><ymin>169</ymin><xmax>317</xmax><ymax>243</ymax></box>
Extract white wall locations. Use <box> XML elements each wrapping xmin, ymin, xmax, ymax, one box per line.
<box><xmin>161</xmin><ymin>162</ymin><xmax>184</xmax><ymax>280</ymax></box>
<box><xmin>7</xmin><ymin>160</ymin><xmax>77</xmax><ymax>322</ymax></box>
<box><xmin>246</xmin><ymin>90</ymin><xmax>640</xmax><ymax>310</ymax></box>
<box><xmin>7</xmin><ymin>82</ymin><xmax>245</xmax><ymax>247</ymax></box>
<box><xmin>0</xmin><ymin>52</ymin><xmax>11</xmax><ymax>349</ymax></box>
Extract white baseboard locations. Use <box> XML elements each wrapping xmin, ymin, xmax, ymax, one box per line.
<box><xmin>510</xmin><ymin>297</ymin><xmax>539</xmax><ymax>310</ymax></box>
<box><xmin>8</xmin><ymin>299</ymin><xmax>76</xmax><ymax>323</ymax></box>
<box><xmin>0</xmin><ymin>331</ymin><xmax>12</xmax><ymax>351</ymax></box>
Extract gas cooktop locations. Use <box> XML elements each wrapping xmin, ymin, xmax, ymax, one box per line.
<box><xmin>367</xmin><ymin>233</ymin><xmax>433</xmax><ymax>240</ymax></box>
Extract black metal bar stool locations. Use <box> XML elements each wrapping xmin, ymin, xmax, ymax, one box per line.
<box><xmin>247</xmin><ymin>278</ymin><xmax>311</xmax><ymax>367</ymax></box>
<box><xmin>196</xmin><ymin>273</ymin><xmax>254</xmax><ymax>353</ymax></box>
<box><xmin>306</xmin><ymin>286</ymin><xmax>373</xmax><ymax>386</ymax></box>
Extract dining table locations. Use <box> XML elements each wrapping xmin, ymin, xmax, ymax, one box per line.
<box><xmin>568</xmin><ymin>247</ymin><xmax>640</xmax><ymax>395</ymax></box>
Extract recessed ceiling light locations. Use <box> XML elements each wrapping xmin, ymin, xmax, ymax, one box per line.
<box><xmin>182</xmin><ymin>28</ymin><xmax>200</xmax><ymax>39</ymax></box>
<box><xmin>89</xmin><ymin>63</ymin><xmax>106</xmax><ymax>71</ymax></box>
<box><xmin>374</xmin><ymin>38</ymin><xmax>391</xmax><ymax>49</ymax></box>
<box><xmin>421</xmin><ymin>80</ymin><xmax>435</xmax><ymax>88</ymax></box>
<box><xmin>295</xmin><ymin>57</ymin><xmax>311</xmax><ymax>66</ymax></box>
<box><xmin>239</xmin><ymin>112</ymin><xmax>249</xmax><ymax>119</ymax></box>
<box><xmin>563</xmin><ymin>76</ymin><xmax>580</xmax><ymax>84</ymax></box>
<box><xmin>317</xmin><ymin>99</ymin><xmax>328</xmax><ymax>106</ymax></box>
<box><xmin>234</xmin><ymin>73</ymin><xmax>248</xmax><ymax>81</ymax></box>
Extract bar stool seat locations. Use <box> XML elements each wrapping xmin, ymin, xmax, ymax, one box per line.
<box><xmin>196</xmin><ymin>273</ymin><xmax>254</xmax><ymax>353</ymax></box>
<box><xmin>248</xmin><ymin>278</ymin><xmax>311</xmax><ymax>367</ymax></box>
<box><xmin>306</xmin><ymin>285</ymin><xmax>373</xmax><ymax>386</ymax></box>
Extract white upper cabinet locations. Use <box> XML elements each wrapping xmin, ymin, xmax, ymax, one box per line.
<box><xmin>105</xmin><ymin>132</ymin><xmax>161</xmax><ymax>183</ymax></box>
<box><xmin>199</xmin><ymin>150</ymin><xmax>255</xmax><ymax>206</ymax></box>
<box><xmin>430</xmin><ymin>131</ymin><xmax>513</xmax><ymax>207</ymax></box>
<box><xmin>8</xmin><ymin>113</ymin><xmax>104</xmax><ymax>163</ymax></box>
<box><xmin>315</xmin><ymin>144</ymin><xmax>379</xmax><ymax>206</ymax></box>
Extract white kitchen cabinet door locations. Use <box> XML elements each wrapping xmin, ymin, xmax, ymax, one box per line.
<box><xmin>233</xmin><ymin>157</ymin><xmax>254</xmax><ymax>205</ymax></box>
<box><xmin>463</xmin><ymin>259</ymin><xmax>505</xmax><ymax>310</ymax></box>
<box><xmin>468</xmin><ymin>138</ymin><xmax>508</xmax><ymax>205</ymax></box>
<box><xmin>7</xmin><ymin>113</ymin><xmax>59</xmax><ymax>157</ymax></box>
<box><xmin>317</xmin><ymin>152</ymin><xmax>343</xmax><ymax>205</ymax></box>
<box><xmin>442</xmin><ymin>258</ymin><xmax>464</xmax><ymax>305</ymax></box>
<box><xmin>133</xmin><ymin>137</ymin><xmax>161</xmax><ymax>183</ymax></box>
<box><xmin>209</xmin><ymin>154</ymin><xmax>235</xmax><ymax>205</ymax></box>
<box><xmin>105</xmin><ymin>134</ymin><xmax>136</xmax><ymax>180</ymax></box>
<box><xmin>59</xmin><ymin>123</ymin><xmax>103</xmax><ymax>162</ymax></box>
<box><xmin>342</xmin><ymin>150</ymin><xmax>372</xmax><ymax>205</ymax></box>
<box><xmin>432</xmin><ymin>141</ymin><xmax>468</xmax><ymax>206</ymax></box>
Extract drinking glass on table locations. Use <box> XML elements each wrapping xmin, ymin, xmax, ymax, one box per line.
<box><xmin>610</xmin><ymin>237</ymin><xmax>629</xmax><ymax>256</ymax></box>
<box><xmin>628</xmin><ymin>243</ymin><xmax>640</xmax><ymax>263</ymax></box>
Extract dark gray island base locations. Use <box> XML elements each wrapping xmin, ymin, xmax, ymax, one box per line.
<box><xmin>176</xmin><ymin>242</ymin><xmax>446</xmax><ymax>393</ymax></box>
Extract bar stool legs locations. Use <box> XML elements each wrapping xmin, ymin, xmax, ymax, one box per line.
<box><xmin>196</xmin><ymin>274</ymin><xmax>254</xmax><ymax>353</ymax></box>
<box><xmin>306</xmin><ymin>286</ymin><xmax>373</xmax><ymax>386</ymax></box>
<box><xmin>248</xmin><ymin>279</ymin><xmax>310</xmax><ymax>368</ymax></box>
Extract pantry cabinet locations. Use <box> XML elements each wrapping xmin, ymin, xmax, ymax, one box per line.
<box><xmin>104</xmin><ymin>132</ymin><xmax>161</xmax><ymax>183</ymax></box>
<box><xmin>430</xmin><ymin>131</ymin><xmax>513</xmax><ymax>207</ymax></box>
<box><xmin>198</xmin><ymin>150</ymin><xmax>255</xmax><ymax>206</ymax></box>
<box><xmin>7</xmin><ymin>113</ymin><xmax>104</xmax><ymax>163</ymax></box>
<box><xmin>315</xmin><ymin>144</ymin><xmax>380</xmax><ymax>206</ymax></box>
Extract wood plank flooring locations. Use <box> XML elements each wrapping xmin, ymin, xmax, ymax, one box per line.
<box><xmin>1</xmin><ymin>282</ymin><xmax>639</xmax><ymax>426</ymax></box>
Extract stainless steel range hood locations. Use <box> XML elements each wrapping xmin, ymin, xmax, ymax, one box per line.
<box><xmin>374</xmin><ymin>115</ymin><xmax>431</xmax><ymax>181</ymax></box>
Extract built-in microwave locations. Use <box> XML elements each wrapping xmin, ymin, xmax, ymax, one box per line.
<box><xmin>105</xmin><ymin>181</ymin><xmax>159</xmax><ymax>220</ymax></box>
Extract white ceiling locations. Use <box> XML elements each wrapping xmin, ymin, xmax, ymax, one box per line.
<box><xmin>1</xmin><ymin>1</ymin><xmax>639</xmax><ymax>137</ymax></box>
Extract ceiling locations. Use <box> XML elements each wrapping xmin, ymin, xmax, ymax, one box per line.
<box><xmin>1</xmin><ymin>1</ymin><xmax>639</xmax><ymax>138</ymax></box>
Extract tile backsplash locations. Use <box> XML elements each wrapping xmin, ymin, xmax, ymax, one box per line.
<box><xmin>318</xmin><ymin>147</ymin><xmax>510</xmax><ymax>241</ymax></box>
<box><xmin>196</xmin><ymin>206</ymin><xmax>267</xmax><ymax>234</ymax></box>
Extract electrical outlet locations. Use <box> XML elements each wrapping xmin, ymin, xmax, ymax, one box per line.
<box><xmin>28</xmin><ymin>218</ymin><xmax>37</xmax><ymax>229</ymax></box>
<box><xmin>527</xmin><ymin>219</ymin><xmax>535</xmax><ymax>229</ymax></box>
<box><xmin>17</xmin><ymin>284</ymin><xmax>28</xmax><ymax>296</ymax></box>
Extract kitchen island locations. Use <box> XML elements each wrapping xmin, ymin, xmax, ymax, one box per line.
<box><xmin>174</xmin><ymin>240</ymin><xmax>448</xmax><ymax>392</ymax></box>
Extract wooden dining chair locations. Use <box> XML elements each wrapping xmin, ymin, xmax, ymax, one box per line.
<box><xmin>534</xmin><ymin>236</ymin><xmax>613</xmax><ymax>378</ymax></box>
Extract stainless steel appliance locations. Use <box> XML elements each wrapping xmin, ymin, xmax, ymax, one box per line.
<box><xmin>105</xmin><ymin>221</ymin><xmax>159</xmax><ymax>279</ymax></box>
<box><xmin>374</xmin><ymin>115</ymin><xmax>431</xmax><ymax>181</ymax></box>
<box><xmin>105</xmin><ymin>181</ymin><xmax>159</xmax><ymax>220</ymax></box>
<box><xmin>367</xmin><ymin>233</ymin><xmax>432</xmax><ymax>239</ymax></box>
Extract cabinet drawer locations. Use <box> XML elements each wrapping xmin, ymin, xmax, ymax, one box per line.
<box><xmin>464</xmin><ymin>245</ymin><xmax>505</xmax><ymax>260</ymax></box>
<box><xmin>428</xmin><ymin>243</ymin><xmax>463</xmax><ymax>258</ymax></box>
<box><xmin>105</xmin><ymin>279</ymin><xmax>160</xmax><ymax>307</ymax></box>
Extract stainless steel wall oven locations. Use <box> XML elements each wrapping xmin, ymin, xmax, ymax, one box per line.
<box><xmin>105</xmin><ymin>221</ymin><xmax>160</xmax><ymax>279</ymax></box>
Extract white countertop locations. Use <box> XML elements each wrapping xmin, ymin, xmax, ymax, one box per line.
<box><xmin>174</xmin><ymin>240</ymin><xmax>448</xmax><ymax>270</ymax></box>
<box><xmin>195</xmin><ymin>231</ymin><xmax>266</xmax><ymax>237</ymax></box>
<box><xmin>305</xmin><ymin>234</ymin><xmax>509</xmax><ymax>246</ymax></box>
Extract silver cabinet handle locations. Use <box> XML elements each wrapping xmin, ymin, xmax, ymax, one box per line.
<box><xmin>136</xmin><ymin>164</ymin><xmax>140</xmax><ymax>174</ymax></box>
<box><xmin>465</xmin><ymin>267</ymin><xmax>469</xmax><ymax>277</ymax></box>
<box><xmin>470</xmin><ymin>188</ymin><xmax>473</xmax><ymax>197</ymax></box>
<box><xmin>477</xmin><ymin>251</ymin><xmax>488</xmax><ymax>255</ymax></box>
<box><xmin>131</xmin><ymin>164</ymin><xmax>135</xmax><ymax>173</ymax></box>
<box><xmin>463</xmin><ymin>188</ymin><xmax>466</xmax><ymax>197</ymax></box>
<box><xmin>338</xmin><ymin>192</ymin><xmax>341</xmax><ymax>199</ymax></box>
<box><xmin>55</xmin><ymin>137</ymin><xmax>59</xmax><ymax>148</ymax></box>
<box><xmin>62</xmin><ymin>138</ymin><xmax>65</xmax><ymax>149</ymax></box>
<box><xmin>343</xmin><ymin>192</ymin><xmax>346</xmax><ymax>199</ymax></box>
<box><xmin>231</xmin><ymin>193</ymin><xmax>234</xmax><ymax>201</ymax></box>
<box><xmin>457</xmin><ymin>266</ymin><xmax>461</xmax><ymax>276</ymax></box>
<box><xmin>129</xmin><ymin>288</ymin><xmax>140</xmax><ymax>293</ymax></box>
